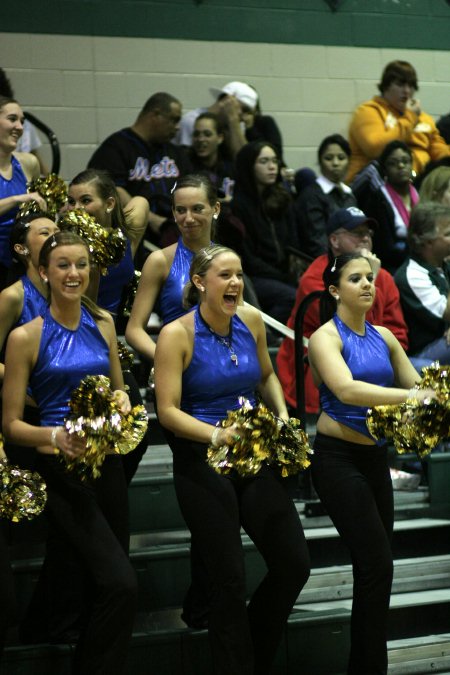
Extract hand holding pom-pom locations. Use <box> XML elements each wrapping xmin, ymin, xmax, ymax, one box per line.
<box><xmin>207</xmin><ymin>399</ymin><xmax>312</xmax><ymax>477</ymax></box>
<box><xmin>61</xmin><ymin>375</ymin><xmax>148</xmax><ymax>480</ymax></box>
<box><xmin>58</xmin><ymin>209</ymin><xmax>126</xmax><ymax>274</ymax></box>
<box><xmin>27</xmin><ymin>174</ymin><xmax>68</xmax><ymax>217</ymax></box>
<box><xmin>367</xmin><ymin>362</ymin><xmax>449</xmax><ymax>458</ymax></box>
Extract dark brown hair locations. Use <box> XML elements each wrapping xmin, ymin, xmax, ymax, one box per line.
<box><xmin>378</xmin><ymin>61</ymin><xmax>418</xmax><ymax>94</ymax></box>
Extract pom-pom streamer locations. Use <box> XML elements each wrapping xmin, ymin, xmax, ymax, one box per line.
<box><xmin>367</xmin><ymin>363</ymin><xmax>449</xmax><ymax>458</ymax></box>
<box><xmin>58</xmin><ymin>209</ymin><xmax>126</xmax><ymax>274</ymax></box>
<box><xmin>62</xmin><ymin>375</ymin><xmax>148</xmax><ymax>480</ymax></box>
<box><xmin>207</xmin><ymin>399</ymin><xmax>312</xmax><ymax>477</ymax></box>
<box><xmin>28</xmin><ymin>174</ymin><xmax>68</xmax><ymax>217</ymax></box>
<box><xmin>0</xmin><ymin>437</ymin><xmax>47</xmax><ymax>522</ymax></box>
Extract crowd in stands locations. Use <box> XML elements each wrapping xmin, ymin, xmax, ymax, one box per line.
<box><xmin>0</xmin><ymin>57</ymin><xmax>449</xmax><ymax>674</ymax></box>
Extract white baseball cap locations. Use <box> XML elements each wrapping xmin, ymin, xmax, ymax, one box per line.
<box><xmin>209</xmin><ymin>81</ymin><xmax>258</xmax><ymax>110</ymax></box>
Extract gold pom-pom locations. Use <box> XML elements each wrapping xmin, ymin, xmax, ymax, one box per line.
<box><xmin>207</xmin><ymin>399</ymin><xmax>312</xmax><ymax>477</ymax></box>
<box><xmin>0</xmin><ymin>437</ymin><xmax>47</xmax><ymax>522</ymax></box>
<box><xmin>117</xmin><ymin>340</ymin><xmax>135</xmax><ymax>371</ymax></box>
<box><xmin>16</xmin><ymin>199</ymin><xmax>43</xmax><ymax>219</ymax></box>
<box><xmin>61</xmin><ymin>375</ymin><xmax>148</xmax><ymax>480</ymax></box>
<box><xmin>28</xmin><ymin>174</ymin><xmax>68</xmax><ymax>218</ymax></box>
<box><xmin>272</xmin><ymin>417</ymin><xmax>312</xmax><ymax>477</ymax></box>
<box><xmin>367</xmin><ymin>362</ymin><xmax>449</xmax><ymax>459</ymax></box>
<box><xmin>120</xmin><ymin>270</ymin><xmax>141</xmax><ymax>317</ymax></box>
<box><xmin>58</xmin><ymin>209</ymin><xmax>126</xmax><ymax>274</ymax></box>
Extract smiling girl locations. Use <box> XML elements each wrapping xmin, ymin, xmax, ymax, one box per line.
<box><xmin>154</xmin><ymin>244</ymin><xmax>310</xmax><ymax>675</ymax></box>
<box><xmin>0</xmin><ymin>96</ymin><xmax>45</xmax><ymax>287</ymax></box>
<box><xmin>2</xmin><ymin>231</ymin><xmax>137</xmax><ymax>675</ymax></box>
<box><xmin>125</xmin><ymin>173</ymin><xmax>219</xmax><ymax>362</ymax></box>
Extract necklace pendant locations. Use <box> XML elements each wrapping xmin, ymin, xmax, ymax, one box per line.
<box><xmin>231</xmin><ymin>354</ymin><xmax>239</xmax><ymax>366</ymax></box>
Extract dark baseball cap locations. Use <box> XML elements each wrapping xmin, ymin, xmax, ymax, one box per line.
<box><xmin>326</xmin><ymin>207</ymin><xmax>378</xmax><ymax>236</ymax></box>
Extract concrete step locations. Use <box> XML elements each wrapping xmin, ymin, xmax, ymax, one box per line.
<box><xmin>4</xmin><ymin>607</ymin><xmax>450</xmax><ymax>675</ymax></box>
<box><xmin>388</xmin><ymin>633</ymin><xmax>450</xmax><ymax>674</ymax></box>
<box><xmin>300</xmin><ymin>554</ymin><xmax>450</xmax><ymax>603</ymax></box>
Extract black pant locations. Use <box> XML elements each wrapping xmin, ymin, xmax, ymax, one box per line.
<box><xmin>29</xmin><ymin>454</ymin><xmax>137</xmax><ymax>675</ymax></box>
<box><xmin>0</xmin><ymin>521</ymin><xmax>17</xmax><ymax>663</ymax></box>
<box><xmin>170</xmin><ymin>436</ymin><xmax>310</xmax><ymax>675</ymax></box>
<box><xmin>121</xmin><ymin>369</ymin><xmax>150</xmax><ymax>484</ymax></box>
<box><xmin>311</xmin><ymin>433</ymin><xmax>394</xmax><ymax>675</ymax></box>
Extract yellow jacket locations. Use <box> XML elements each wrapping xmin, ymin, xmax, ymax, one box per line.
<box><xmin>347</xmin><ymin>95</ymin><xmax>450</xmax><ymax>182</ymax></box>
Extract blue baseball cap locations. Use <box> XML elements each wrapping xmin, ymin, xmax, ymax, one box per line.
<box><xmin>327</xmin><ymin>207</ymin><xmax>378</xmax><ymax>236</ymax></box>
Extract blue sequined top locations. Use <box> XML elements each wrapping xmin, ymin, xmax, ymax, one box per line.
<box><xmin>159</xmin><ymin>238</ymin><xmax>195</xmax><ymax>324</ymax></box>
<box><xmin>29</xmin><ymin>306</ymin><xmax>110</xmax><ymax>426</ymax></box>
<box><xmin>0</xmin><ymin>156</ymin><xmax>28</xmax><ymax>268</ymax></box>
<box><xmin>181</xmin><ymin>310</ymin><xmax>262</xmax><ymax>425</ymax></box>
<box><xmin>17</xmin><ymin>276</ymin><xmax>48</xmax><ymax>327</ymax></box>
<box><xmin>319</xmin><ymin>314</ymin><xmax>394</xmax><ymax>441</ymax></box>
<box><xmin>97</xmin><ymin>239</ymin><xmax>134</xmax><ymax>316</ymax></box>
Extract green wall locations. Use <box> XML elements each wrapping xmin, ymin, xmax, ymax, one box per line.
<box><xmin>1</xmin><ymin>0</ymin><xmax>450</xmax><ymax>50</ymax></box>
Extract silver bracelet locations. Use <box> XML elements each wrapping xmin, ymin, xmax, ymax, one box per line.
<box><xmin>51</xmin><ymin>427</ymin><xmax>60</xmax><ymax>449</ymax></box>
<box><xmin>407</xmin><ymin>386</ymin><xmax>419</xmax><ymax>401</ymax></box>
<box><xmin>211</xmin><ymin>427</ymin><xmax>221</xmax><ymax>448</ymax></box>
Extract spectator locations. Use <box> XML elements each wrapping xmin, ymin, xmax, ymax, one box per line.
<box><xmin>294</xmin><ymin>134</ymin><xmax>357</xmax><ymax>259</ymax></box>
<box><xmin>230</xmin><ymin>141</ymin><xmax>297</xmax><ymax>324</ymax></box>
<box><xmin>277</xmin><ymin>207</ymin><xmax>409</xmax><ymax>414</ymax></box>
<box><xmin>176</xmin><ymin>81</ymin><xmax>257</xmax><ymax>159</ymax></box>
<box><xmin>356</xmin><ymin>141</ymin><xmax>418</xmax><ymax>273</ymax></box>
<box><xmin>189</xmin><ymin>112</ymin><xmax>235</xmax><ymax>200</ymax></box>
<box><xmin>347</xmin><ymin>61</ymin><xmax>450</xmax><ymax>183</ymax></box>
<box><xmin>88</xmin><ymin>92</ymin><xmax>191</xmax><ymax>248</ymax></box>
<box><xmin>394</xmin><ymin>202</ymin><xmax>450</xmax><ymax>367</ymax></box>
<box><xmin>242</xmin><ymin>85</ymin><xmax>284</xmax><ymax>163</ymax></box>
<box><xmin>419</xmin><ymin>165</ymin><xmax>450</xmax><ymax>206</ymax></box>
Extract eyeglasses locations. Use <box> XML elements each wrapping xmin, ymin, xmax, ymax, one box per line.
<box><xmin>335</xmin><ymin>228</ymin><xmax>374</xmax><ymax>239</ymax></box>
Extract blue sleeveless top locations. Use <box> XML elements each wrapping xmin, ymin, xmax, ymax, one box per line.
<box><xmin>319</xmin><ymin>314</ymin><xmax>394</xmax><ymax>441</ymax></box>
<box><xmin>29</xmin><ymin>306</ymin><xmax>110</xmax><ymax>426</ymax></box>
<box><xmin>17</xmin><ymin>276</ymin><xmax>48</xmax><ymax>327</ymax></box>
<box><xmin>0</xmin><ymin>156</ymin><xmax>28</xmax><ymax>268</ymax></box>
<box><xmin>97</xmin><ymin>239</ymin><xmax>134</xmax><ymax>316</ymax></box>
<box><xmin>159</xmin><ymin>238</ymin><xmax>195</xmax><ymax>324</ymax></box>
<box><xmin>181</xmin><ymin>310</ymin><xmax>262</xmax><ymax>425</ymax></box>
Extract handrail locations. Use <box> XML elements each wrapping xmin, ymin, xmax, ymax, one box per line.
<box><xmin>24</xmin><ymin>111</ymin><xmax>61</xmax><ymax>175</ymax></box>
<box><xmin>293</xmin><ymin>290</ymin><xmax>324</xmax><ymax>427</ymax></box>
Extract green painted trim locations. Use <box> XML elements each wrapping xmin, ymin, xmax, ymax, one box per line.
<box><xmin>1</xmin><ymin>0</ymin><xmax>450</xmax><ymax>50</ymax></box>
